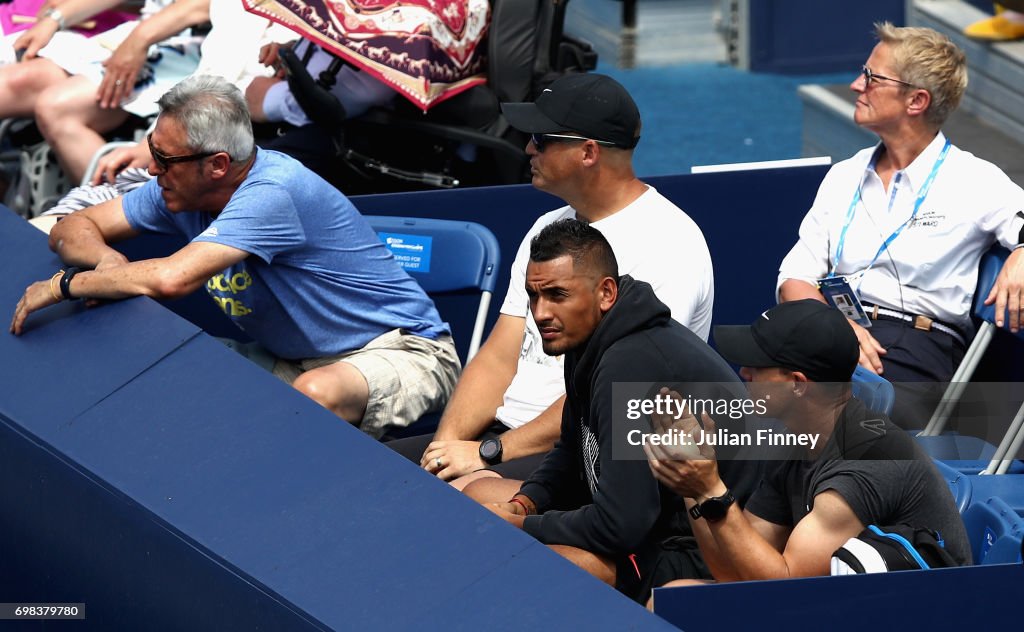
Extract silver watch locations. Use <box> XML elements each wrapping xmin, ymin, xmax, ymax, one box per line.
<box><xmin>44</xmin><ymin>7</ymin><xmax>67</xmax><ymax>30</ymax></box>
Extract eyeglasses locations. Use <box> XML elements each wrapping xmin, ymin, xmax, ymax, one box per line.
<box><xmin>530</xmin><ymin>133</ymin><xmax>618</xmax><ymax>152</ymax></box>
<box><xmin>861</xmin><ymin>65</ymin><xmax>914</xmax><ymax>89</ymax></box>
<box><xmin>147</xmin><ymin>133</ymin><xmax>218</xmax><ymax>171</ymax></box>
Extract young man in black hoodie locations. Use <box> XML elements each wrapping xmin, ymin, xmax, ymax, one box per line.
<box><xmin>466</xmin><ymin>218</ymin><xmax>764</xmax><ymax>601</ymax></box>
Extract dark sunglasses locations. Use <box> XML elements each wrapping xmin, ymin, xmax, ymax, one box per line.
<box><xmin>861</xmin><ymin>65</ymin><xmax>914</xmax><ymax>88</ymax></box>
<box><xmin>530</xmin><ymin>133</ymin><xmax>618</xmax><ymax>152</ymax></box>
<box><xmin>147</xmin><ymin>133</ymin><xmax>219</xmax><ymax>171</ymax></box>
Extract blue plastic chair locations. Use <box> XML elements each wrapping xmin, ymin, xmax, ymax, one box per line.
<box><xmin>850</xmin><ymin>365</ymin><xmax>895</xmax><ymax>416</ymax></box>
<box><xmin>918</xmin><ymin>246</ymin><xmax>1024</xmax><ymax>475</ymax></box>
<box><xmin>961</xmin><ymin>496</ymin><xmax>1024</xmax><ymax>565</ymax></box>
<box><xmin>365</xmin><ymin>216</ymin><xmax>500</xmax><ymax>363</ymax></box>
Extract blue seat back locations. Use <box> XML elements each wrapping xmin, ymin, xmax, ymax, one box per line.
<box><xmin>364</xmin><ymin>215</ymin><xmax>500</xmax><ymax>295</ymax></box>
<box><xmin>932</xmin><ymin>459</ymin><xmax>973</xmax><ymax>514</ymax></box>
<box><xmin>962</xmin><ymin>495</ymin><xmax>1024</xmax><ymax>565</ymax></box>
<box><xmin>850</xmin><ymin>365</ymin><xmax>895</xmax><ymax>416</ymax></box>
<box><xmin>973</xmin><ymin>246</ymin><xmax>1011</xmax><ymax>326</ymax></box>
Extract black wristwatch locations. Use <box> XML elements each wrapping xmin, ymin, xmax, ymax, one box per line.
<box><xmin>689</xmin><ymin>490</ymin><xmax>735</xmax><ymax>522</ymax></box>
<box><xmin>479</xmin><ymin>437</ymin><xmax>503</xmax><ymax>465</ymax></box>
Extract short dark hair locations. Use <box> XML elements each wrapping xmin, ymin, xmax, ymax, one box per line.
<box><xmin>529</xmin><ymin>218</ymin><xmax>618</xmax><ymax>279</ymax></box>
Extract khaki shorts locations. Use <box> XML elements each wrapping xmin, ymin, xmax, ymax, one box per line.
<box><xmin>273</xmin><ymin>329</ymin><xmax>461</xmax><ymax>438</ymax></box>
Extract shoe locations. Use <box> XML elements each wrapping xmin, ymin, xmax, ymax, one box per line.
<box><xmin>963</xmin><ymin>13</ymin><xmax>1024</xmax><ymax>41</ymax></box>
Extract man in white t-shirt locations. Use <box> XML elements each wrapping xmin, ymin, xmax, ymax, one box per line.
<box><xmin>387</xmin><ymin>73</ymin><xmax>714</xmax><ymax>488</ymax></box>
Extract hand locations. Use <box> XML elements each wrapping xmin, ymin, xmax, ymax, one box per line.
<box><xmin>644</xmin><ymin>408</ymin><xmax>722</xmax><ymax>500</ymax></box>
<box><xmin>12</xmin><ymin>19</ymin><xmax>60</xmax><ymax>61</ymax></box>
<box><xmin>985</xmin><ymin>248</ymin><xmax>1024</xmax><ymax>333</ymax></box>
<box><xmin>258</xmin><ymin>41</ymin><xmax>289</xmax><ymax>78</ymax></box>
<box><xmin>421</xmin><ymin>439</ymin><xmax>485</xmax><ymax>480</ymax></box>
<box><xmin>10</xmin><ymin>277</ymin><xmax>63</xmax><ymax>335</ymax></box>
<box><xmin>97</xmin><ymin>37</ymin><xmax>148</xmax><ymax>109</ymax></box>
<box><xmin>91</xmin><ymin>143</ymin><xmax>151</xmax><ymax>185</ymax></box>
<box><xmin>484</xmin><ymin>502</ymin><xmax>525</xmax><ymax>528</ymax></box>
<box><xmin>848</xmin><ymin>319</ymin><xmax>886</xmax><ymax>374</ymax></box>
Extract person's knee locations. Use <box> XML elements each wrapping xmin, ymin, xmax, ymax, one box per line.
<box><xmin>291</xmin><ymin>364</ymin><xmax>369</xmax><ymax>423</ymax></box>
<box><xmin>34</xmin><ymin>83</ymin><xmax>85</xmax><ymax>135</ymax></box>
<box><xmin>450</xmin><ymin>469</ymin><xmax>500</xmax><ymax>492</ymax></box>
<box><xmin>462</xmin><ymin>476</ymin><xmax>512</xmax><ymax>503</ymax></box>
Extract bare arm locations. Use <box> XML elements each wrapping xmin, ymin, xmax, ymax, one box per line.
<box><xmin>49</xmin><ymin>197</ymin><xmax>139</xmax><ymax>268</ymax></box>
<box><xmin>433</xmin><ymin>313</ymin><xmax>525</xmax><ymax>441</ymax></box>
<box><xmin>778</xmin><ymin>279</ymin><xmax>826</xmax><ymax>304</ymax></box>
<box><xmin>703</xmin><ymin>491</ymin><xmax>863</xmax><ymax>581</ymax></box>
<box><xmin>423</xmin><ymin>314</ymin><xmax>566</xmax><ymax>479</ymax></box>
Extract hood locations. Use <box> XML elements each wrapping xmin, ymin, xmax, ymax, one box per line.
<box><xmin>569</xmin><ymin>275</ymin><xmax>672</xmax><ymax>398</ymax></box>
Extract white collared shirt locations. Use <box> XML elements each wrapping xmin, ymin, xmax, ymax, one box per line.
<box><xmin>778</xmin><ymin>132</ymin><xmax>1024</xmax><ymax>331</ymax></box>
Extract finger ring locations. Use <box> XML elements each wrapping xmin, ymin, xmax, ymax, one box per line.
<box><xmin>435</xmin><ymin>458</ymin><xmax>442</xmax><ymax>468</ymax></box>
<box><xmin>114</xmin><ymin>79</ymin><xmax>123</xmax><ymax>86</ymax></box>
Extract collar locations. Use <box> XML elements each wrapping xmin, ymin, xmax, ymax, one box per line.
<box><xmin>864</xmin><ymin>132</ymin><xmax>949</xmax><ymax>193</ymax></box>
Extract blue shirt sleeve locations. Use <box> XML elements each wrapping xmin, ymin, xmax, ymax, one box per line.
<box><xmin>121</xmin><ymin>180</ymin><xmax>181</xmax><ymax>235</ymax></box>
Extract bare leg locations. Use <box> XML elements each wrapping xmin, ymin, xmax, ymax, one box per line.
<box><xmin>291</xmin><ymin>361</ymin><xmax>370</xmax><ymax>424</ymax></box>
<box><xmin>462</xmin><ymin>476</ymin><xmax>523</xmax><ymax>503</ymax></box>
<box><xmin>35</xmin><ymin>75</ymin><xmax>131</xmax><ymax>183</ymax></box>
<box><xmin>0</xmin><ymin>58</ymin><xmax>69</xmax><ymax>118</ymax></box>
<box><xmin>449</xmin><ymin>468</ymin><xmax>501</xmax><ymax>492</ymax></box>
<box><xmin>548</xmin><ymin>544</ymin><xmax>617</xmax><ymax>586</ymax></box>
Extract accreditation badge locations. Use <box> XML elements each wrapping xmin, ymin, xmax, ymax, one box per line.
<box><xmin>818</xmin><ymin>276</ymin><xmax>871</xmax><ymax>328</ymax></box>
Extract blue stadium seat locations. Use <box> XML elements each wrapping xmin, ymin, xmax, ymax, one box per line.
<box><xmin>365</xmin><ymin>215</ymin><xmax>500</xmax><ymax>363</ymax></box>
<box><xmin>932</xmin><ymin>459</ymin><xmax>973</xmax><ymax>515</ymax></box>
<box><xmin>365</xmin><ymin>216</ymin><xmax>500</xmax><ymax>439</ymax></box>
<box><xmin>850</xmin><ymin>365</ymin><xmax>895</xmax><ymax>416</ymax></box>
<box><xmin>961</xmin><ymin>496</ymin><xmax>1024</xmax><ymax>565</ymax></box>
<box><xmin>921</xmin><ymin>246</ymin><xmax>1019</xmax><ymax>437</ymax></box>
<box><xmin>917</xmin><ymin>246</ymin><xmax>1024</xmax><ymax>474</ymax></box>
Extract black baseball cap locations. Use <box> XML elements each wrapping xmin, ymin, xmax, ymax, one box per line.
<box><xmin>713</xmin><ymin>300</ymin><xmax>859</xmax><ymax>382</ymax></box>
<box><xmin>501</xmin><ymin>73</ymin><xmax>640</xmax><ymax>149</ymax></box>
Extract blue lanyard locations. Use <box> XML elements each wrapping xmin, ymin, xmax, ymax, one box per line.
<box><xmin>829</xmin><ymin>138</ymin><xmax>951</xmax><ymax>278</ymax></box>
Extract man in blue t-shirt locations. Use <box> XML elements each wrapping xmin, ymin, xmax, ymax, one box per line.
<box><xmin>11</xmin><ymin>75</ymin><xmax>460</xmax><ymax>438</ymax></box>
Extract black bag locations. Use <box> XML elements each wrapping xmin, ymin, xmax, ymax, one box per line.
<box><xmin>831</xmin><ymin>524</ymin><xmax>960</xmax><ymax>574</ymax></box>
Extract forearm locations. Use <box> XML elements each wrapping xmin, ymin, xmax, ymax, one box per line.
<box><xmin>67</xmin><ymin>257</ymin><xmax>202</xmax><ymax>300</ymax></box>
<box><xmin>500</xmin><ymin>395</ymin><xmax>564</xmax><ymax>460</ymax></box>
<box><xmin>434</xmin><ymin>350</ymin><xmax>516</xmax><ymax>440</ymax></box>
<box><xmin>778</xmin><ymin>279</ymin><xmax>826</xmax><ymax>303</ymax></box>
<box><xmin>39</xmin><ymin>0</ymin><xmax>124</xmax><ymax>25</ymax></box>
<box><xmin>704</xmin><ymin>512</ymin><xmax>791</xmax><ymax>581</ymax></box>
<box><xmin>129</xmin><ymin>0</ymin><xmax>210</xmax><ymax>47</ymax></box>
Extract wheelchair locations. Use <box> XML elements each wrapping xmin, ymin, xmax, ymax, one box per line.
<box><xmin>258</xmin><ymin>0</ymin><xmax>597</xmax><ymax>195</ymax></box>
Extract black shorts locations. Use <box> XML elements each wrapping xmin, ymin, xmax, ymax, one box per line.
<box><xmin>616</xmin><ymin>535</ymin><xmax>712</xmax><ymax>603</ymax></box>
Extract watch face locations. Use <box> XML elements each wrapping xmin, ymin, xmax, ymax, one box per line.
<box><xmin>701</xmin><ymin>499</ymin><xmax>728</xmax><ymax>521</ymax></box>
<box><xmin>480</xmin><ymin>439</ymin><xmax>500</xmax><ymax>461</ymax></box>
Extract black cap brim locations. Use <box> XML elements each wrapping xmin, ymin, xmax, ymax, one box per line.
<box><xmin>500</xmin><ymin>102</ymin><xmax>564</xmax><ymax>134</ymax></box>
<box><xmin>713</xmin><ymin>325</ymin><xmax>778</xmax><ymax>368</ymax></box>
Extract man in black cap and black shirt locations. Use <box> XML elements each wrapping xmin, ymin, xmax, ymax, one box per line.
<box><xmin>389</xmin><ymin>73</ymin><xmax>716</xmax><ymax>490</ymax></box>
<box><xmin>645</xmin><ymin>299</ymin><xmax>969</xmax><ymax>594</ymax></box>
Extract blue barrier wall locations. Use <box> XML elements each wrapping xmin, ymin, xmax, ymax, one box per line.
<box><xmin>745</xmin><ymin>1</ymin><xmax>905</xmax><ymax>74</ymax></box>
<box><xmin>655</xmin><ymin>563</ymin><xmax>1024</xmax><ymax>630</ymax></box>
<box><xmin>0</xmin><ymin>208</ymin><xmax>673</xmax><ymax>630</ymax></box>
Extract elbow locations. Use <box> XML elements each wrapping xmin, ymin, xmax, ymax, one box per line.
<box><xmin>150</xmin><ymin>267</ymin><xmax>201</xmax><ymax>299</ymax></box>
<box><xmin>48</xmin><ymin>223</ymin><xmax>69</xmax><ymax>253</ymax></box>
